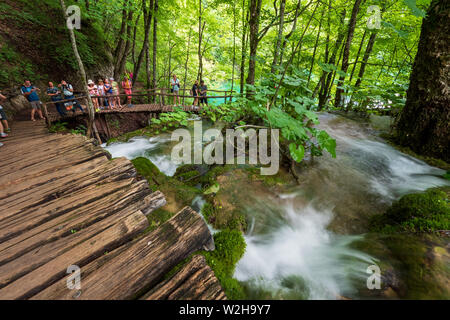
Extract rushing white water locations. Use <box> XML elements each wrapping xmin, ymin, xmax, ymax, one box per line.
<box><xmin>103</xmin><ymin>136</ymin><xmax>180</xmax><ymax>176</ymax></box>
<box><xmin>234</xmin><ymin>113</ymin><xmax>449</xmax><ymax>299</ymax></box>
<box><xmin>102</xmin><ymin>114</ymin><xmax>449</xmax><ymax>299</ymax></box>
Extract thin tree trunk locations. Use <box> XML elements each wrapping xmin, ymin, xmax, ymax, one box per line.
<box><xmin>59</xmin><ymin>0</ymin><xmax>100</xmax><ymax>142</ymax></box>
<box><xmin>231</xmin><ymin>0</ymin><xmax>237</xmax><ymax>97</ymax></box>
<box><xmin>334</xmin><ymin>0</ymin><xmax>363</xmax><ymax>109</ymax></box>
<box><xmin>271</xmin><ymin>0</ymin><xmax>286</xmax><ymax>73</ymax></box>
<box><xmin>278</xmin><ymin>0</ymin><xmax>303</xmax><ymax>66</ymax></box>
<box><xmin>270</xmin><ymin>2</ymin><xmax>319</xmax><ymax>109</ymax></box>
<box><xmin>133</xmin><ymin>0</ymin><xmax>154</xmax><ymax>86</ymax></box>
<box><xmin>245</xmin><ymin>0</ymin><xmax>263</xmax><ymax>96</ymax></box>
<box><xmin>115</xmin><ymin>7</ymin><xmax>134</xmax><ymax>79</ymax></box>
<box><xmin>348</xmin><ymin>30</ymin><xmax>367</xmax><ymax>84</ymax></box>
<box><xmin>152</xmin><ymin>0</ymin><xmax>158</xmax><ymax>102</ymax></box>
<box><xmin>318</xmin><ymin>8</ymin><xmax>346</xmax><ymax>110</ymax></box>
<box><xmin>131</xmin><ymin>11</ymin><xmax>142</xmax><ymax>66</ymax></box>
<box><xmin>182</xmin><ymin>30</ymin><xmax>192</xmax><ymax>106</ymax></box>
<box><xmin>307</xmin><ymin>5</ymin><xmax>325</xmax><ymax>87</ymax></box>
<box><xmin>197</xmin><ymin>0</ymin><xmax>205</xmax><ymax>81</ymax></box>
<box><xmin>240</xmin><ymin>0</ymin><xmax>249</xmax><ymax>95</ymax></box>
<box><xmin>347</xmin><ymin>31</ymin><xmax>377</xmax><ymax>111</ymax></box>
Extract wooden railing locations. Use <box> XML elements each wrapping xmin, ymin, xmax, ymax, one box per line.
<box><xmin>42</xmin><ymin>88</ymin><xmax>236</xmax><ymax>126</ymax></box>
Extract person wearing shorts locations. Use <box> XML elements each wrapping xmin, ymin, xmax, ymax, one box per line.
<box><xmin>171</xmin><ymin>74</ymin><xmax>181</xmax><ymax>106</ymax></box>
<box><xmin>21</xmin><ymin>80</ymin><xmax>44</xmax><ymax>121</ymax></box>
<box><xmin>121</xmin><ymin>75</ymin><xmax>133</xmax><ymax>107</ymax></box>
<box><xmin>0</xmin><ymin>91</ymin><xmax>10</xmax><ymax>132</ymax></box>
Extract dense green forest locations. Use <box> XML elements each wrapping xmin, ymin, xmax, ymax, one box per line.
<box><xmin>0</xmin><ymin>0</ymin><xmax>449</xmax><ymax>303</ymax></box>
<box><xmin>2</xmin><ymin>0</ymin><xmax>446</xmax><ymax>160</ymax></box>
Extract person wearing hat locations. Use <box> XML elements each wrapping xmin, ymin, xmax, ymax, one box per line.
<box><xmin>87</xmin><ymin>80</ymin><xmax>99</xmax><ymax>110</ymax></box>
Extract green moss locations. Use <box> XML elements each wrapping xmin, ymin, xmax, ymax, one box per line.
<box><xmin>200</xmin><ymin>230</ymin><xmax>247</xmax><ymax>300</ymax></box>
<box><xmin>370</xmin><ymin>188</ymin><xmax>450</xmax><ymax>233</ymax></box>
<box><xmin>199</xmin><ymin>165</ymin><xmax>234</xmax><ymax>188</ymax></box>
<box><xmin>144</xmin><ymin>208</ymin><xmax>175</xmax><ymax>233</ymax></box>
<box><xmin>131</xmin><ymin>157</ymin><xmax>200</xmax><ymax>209</ymax></box>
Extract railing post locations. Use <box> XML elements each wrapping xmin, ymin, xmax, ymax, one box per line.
<box><xmin>43</xmin><ymin>103</ymin><xmax>51</xmax><ymax>127</ymax></box>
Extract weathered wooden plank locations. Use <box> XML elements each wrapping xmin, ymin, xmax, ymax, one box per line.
<box><xmin>0</xmin><ymin>210</ymin><xmax>149</xmax><ymax>299</ymax></box>
<box><xmin>0</xmin><ymin>150</ymin><xmax>108</xmax><ymax>187</ymax></box>
<box><xmin>0</xmin><ymin>178</ymin><xmax>138</xmax><ymax>241</ymax></box>
<box><xmin>0</xmin><ymin>157</ymin><xmax>133</xmax><ymax>208</ymax></box>
<box><xmin>0</xmin><ymin>189</ymin><xmax>165</xmax><ymax>266</ymax></box>
<box><xmin>31</xmin><ymin>207</ymin><xmax>214</xmax><ymax>300</ymax></box>
<box><xmin>143</xmin><ymin>255</ymin><xmax>226</xmax><ymax>300</ymax></box>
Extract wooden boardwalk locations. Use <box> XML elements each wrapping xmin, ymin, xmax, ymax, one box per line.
<box><xmin>46</xmin><ymin>104</ymin><xmax>202</xmax><ymax>123</ymax></box>
<box><xmin>0</xmin><ymin>120</ymin><xmax>225</xmax><ymax>300</ymax></box>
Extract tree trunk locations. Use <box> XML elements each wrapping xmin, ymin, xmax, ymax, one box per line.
<box><xmin>182</xmin><ymin>30</ymin><xmax>192</xmax><ymax>106</ymax></box>
<box><xmin>231</xmin><ymin>1</ymin><xmax>237</xmax><ymax>96</ymax></box>
<box><xmin>115</xmin><ymin>5</ymin><xmax>134</xmax><ymax>80</ymax></box>
<box><xmin>347</xmin><ymin>31</ymin><xmax>377</xmax><ymax>110</ymax></box>
<box><xmin>197</xmin><ymin>0</ymin><xmax>205</xmax><ymax>81</ymax></box>
<box><xmin>348</xmin><ymin>30</ymin><xmax>367</xmax><ymax>84</ymax></box>
<box><xmin>334</xmin><ymin>0</ymin><xmax>363</xmax><ymax>108</ymax></box>
<box><xmin>271</xmin><ymin>0</ymin><xmax>286</xmax><ymax>73</ymax></box>
<box><xmin>59</xmin><ymin>0</ymin><xmax>100</xmax><ymax>143</ymax></box>
<box><xmin>395</xmin><ymin>0</ymin><xmax>450</xmax><ymax>162</ymax></box>
<box><xmin>278</xmin><ymin>0</ymin><xmax>303</xmax><ymax>67</ymax></box>
<box><xmin>152</xmin><ymin>0</ymin><xmax>158</xmax><ymax>102</ymax></box>
<box><xmin>239</xmin><ymin>1</ymin><xmax>249</xmax><ymax>95</ymax></box>
<box><xmin>245</xmin><ymin>0</ymin><xmax>263</xmax><ymax>96</ymax></box>
<box><xmin>307</xmin><ymin>5</ymin><xmax>325</xmax><ymax>86</ymax></box>
<box><xmin>133</xmin><ymin>0</ymin><xmax>154</xmax><ymax>86</ymax></box>
<box><xmin>318</xmin><ymin>9</ymin><xmax>346</xmax><ymax>110</ymax></box>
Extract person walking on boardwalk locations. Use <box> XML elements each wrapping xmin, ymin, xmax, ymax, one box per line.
<box><xmin>199</xmin><ymin>80</ymin><xmax>208</xmax><ymax>107</ymax></box>
<box><xmin>171</xmin><ymin>74</ymin><xmax>181</xmax><ymax>106</ymax></box>
<box><xmin>0</xmin><ymin>91</ymin><xmax>10</xmax><ymax>133</ymax></box>
<box><xmin>47</xmin><ymin>82</ymin><xmax>66</xmax><ymax>117</ymax></box>
<box><xmin>21</xmin><ymin>80</ymin><xmax>44</xmax><ymax>121</ymax></box>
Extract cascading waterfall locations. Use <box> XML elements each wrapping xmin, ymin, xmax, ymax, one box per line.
<box><xmin>103</xmin><ymin>113</ymin><xmax>449</xmax><ymax>299</ymax></box>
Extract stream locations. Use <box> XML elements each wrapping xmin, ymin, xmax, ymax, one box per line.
<box><xmin>104</xmin><ymin>113</ymin><xmax>450</xmax><ymax>300</ymax></box>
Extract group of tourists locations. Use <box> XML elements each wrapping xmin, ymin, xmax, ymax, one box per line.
<box><xmin>170</xmin><ymin>74</ymin><xmax>208</xmax><ymax>107</ymax></box>
<box><xmin>20</xmin><ymin>71</ymin><xmax>135</xmax><ymax>120</ymax></box>
<box><xmin>16</xmin><ymin>71</ymin><xmax>209</xmax><ymax>128</ymax></box>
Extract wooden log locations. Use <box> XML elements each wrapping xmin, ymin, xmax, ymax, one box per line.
<box><xmin>0</xmin><ymin>189</ymin><xmax>165</xmax><ymax>266</ymax></box>
<box><xmin>143</xmin><ymin>255</ymin><xmax>226</xmax><ymax>300</ymax></box>
<box><xmin>0</xmin><ymin>211</ymin><xmax>149</xmax><ymax>299</ymax></box>
<box><xmin>31</xmin><ymin>207</ymin><xmax>215</xmax><ymax>300</ymax></box>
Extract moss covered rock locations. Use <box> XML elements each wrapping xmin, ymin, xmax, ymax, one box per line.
<box><xmin>371</xmin><ymin>187</ymin><xmax>450</xmax><ymax>233</ymax></box>
<box><xmin>131</xmin><ymin>157</ymin><xmax>200</xmax><ymax>215</ymax></box>
<box><xmin>201</xmin><ymin>230</ymin><xmax>247</xmax><ymax>300</ymax></box>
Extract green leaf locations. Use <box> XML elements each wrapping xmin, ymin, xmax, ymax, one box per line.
<box><xmin>403</xmin><ymin>0</ymin><xmax>426</xmax><ymax>17</ymax></box>
<box><xmin>204</xmin><ymin>183</ymin><xmax>220</xmax><ymax>195</ymax></box>
<box><xmin>289</xmin><ymin>143</ymin><xmax>305</xmax><ymax>163</ymax></box>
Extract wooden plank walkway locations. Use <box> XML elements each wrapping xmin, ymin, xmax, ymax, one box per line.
<box><xmin>0</xmin><ymin>120</ymin><xmax>224</xmax><ymax>300</ymax></box>
<box><xmin>47</xmin><ymin>104</ymin><xmax>202</xmax><ymax>123</ymax></box>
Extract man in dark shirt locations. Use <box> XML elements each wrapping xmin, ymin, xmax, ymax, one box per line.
<box><xmin>199</xmin><ymin>80</ymin><xmax>208</xmax><ymax>106</ymax></box>
<box><xmin>47</xmin><ymin>82</ymin><xmax>66</xmax><ymax>116</ymax></box>
<box><xmin>191</xmin><ymin>80</ymin><xmax>200</xmax><ymax>106</ymax></box>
